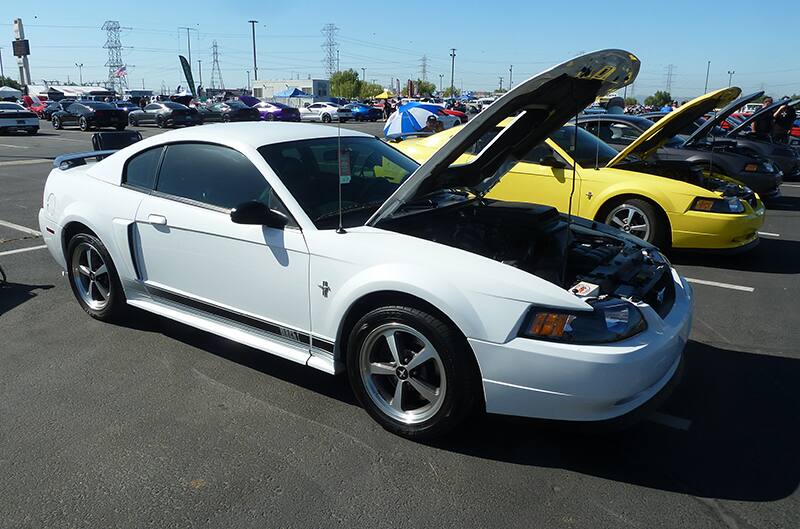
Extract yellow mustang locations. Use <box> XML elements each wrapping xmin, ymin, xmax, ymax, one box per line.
<box><xmin>393</xmin><ymin>114</ymin><xmax>765</xmax><ymax>251</ymax></box>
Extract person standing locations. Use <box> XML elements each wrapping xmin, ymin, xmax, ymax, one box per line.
<box><xmin>383</xmin><ymin>99</ymin><xmax>391</xmax><ymax>120</ymax></box>
<box><xmin>752</xmin><ymin>97</ymin><xmax>774</xmax><ymax>136</ymax></box>
<box><xmin>773</xmin><ymin>99</ymin><xmax>797</xmax><ymax>144</ymax></box>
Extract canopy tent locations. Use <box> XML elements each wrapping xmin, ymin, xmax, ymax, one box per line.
<box><xmin>374</xmin><ymin>90</ymin><xmax>393</xmax><ymax>99</ymax></box>
<box><xmin>0</xmin><ymin>86</ymin><xmax>23</xmax><ymax>99</ymax></box>
<box><xmin>273</xmin><ymin>87</ymin><xmax>311</xmax><ymax>98</ymax></box>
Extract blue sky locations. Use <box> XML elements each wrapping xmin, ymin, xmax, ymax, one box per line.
<box><xmin>3</xmin><ymin>0</ymin><xmax>798</xmax><ymax>99</ymax></box>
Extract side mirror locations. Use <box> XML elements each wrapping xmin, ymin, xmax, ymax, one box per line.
<box><xmin>230</xmin><ymin>201</ymin><xmax>288</xmax><ymax>229</ymax></box>
<box><xmin>539</xmin><ymin>155</ymin><xmax>567</xmax><ymax>169</ymax></box>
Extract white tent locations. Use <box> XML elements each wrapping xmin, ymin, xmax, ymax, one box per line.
<box><xmin>0</xmin><ymin>85</ymin><xmax>22</xmax><ymax>99</ymax></box>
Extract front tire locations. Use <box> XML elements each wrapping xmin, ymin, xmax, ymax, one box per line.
<box><xmin>52</xmin><ymin>116</ymin><xmax>62</xmax><ymax>129</ymax></box>
<box><xmin>27</xmin><ymin>127</ymin><xmax>38</xmax><ymax>135</ymax></box>
<box><xmin>79</xmin><ymin>116</ymin><xmax>89</xmax><ymax>131</ymax></box>
<box><xmin>156</xmin><ymin>115</ymin><xmax>165</xmax><ymax>128</ymax></box>
<box><xmin>66</xmin><ymin>233</ymin><xmax>127</xmax><ymax>321</ymax></box>
<box><xmin>347</xmin><ymin>305</ymin><xmax>480</xmax><ymax>440</ymax></box>
<box><xmin>321</xmin><ymin>113</ymin><xmax>332</xmax><ymax>123</ymax></box>
<box><xmin>129</xmin><ymin>115</ymin><xmax>138</xmax><ymax>126</ymax></box>
<box><xmin>603</xmin><ymin>197</ymin><xmax>667</xmax><ymax>247</ymax></box>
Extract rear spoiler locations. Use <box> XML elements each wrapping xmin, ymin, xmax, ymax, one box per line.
<box><xmin>54</xmin><ymin>150</ymin><xmax>118</xmax><ymax>170</ymax></box>
<box><xmin>54</xmin><ymin>130</ymin><xmax>144</xmax><ymax>170</ymax></box>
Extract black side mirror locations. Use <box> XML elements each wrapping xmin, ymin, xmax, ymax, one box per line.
<box><xmin>230</xmin><ymin>201</ymin><xmax>288</xmax><ymax>229</ymax></box>
<box><xmin>539</xmin><ymin>155</ymin><xmax>567</xmax><ymax>169</ymax></box>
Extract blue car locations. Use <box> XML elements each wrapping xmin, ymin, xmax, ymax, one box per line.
<box><xmin>344</xmin><ymin>103</ymin><xmax>383</xmax><ymax>122</ymax></box>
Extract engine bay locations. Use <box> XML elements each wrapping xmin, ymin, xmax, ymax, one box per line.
<box><xmin>616</xmin><ymin>158</ymin><xmax>746</xmax><ymax>197</ymax></box>
<box><xmin>384</xmin><ymin>199</ymin><xmax>672</xmax><ymax>308</ymax></box>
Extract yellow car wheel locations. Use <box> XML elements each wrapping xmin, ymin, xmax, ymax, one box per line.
<box><xmin>600</xmin><ymin>197</ymin><xmax>668</xmax><ymax>248</ymax></box>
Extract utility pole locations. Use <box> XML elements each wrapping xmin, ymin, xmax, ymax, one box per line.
<box><xmin>141</xmin><ymin>78</ymin><xmax>145</xmax><ymax>89</ymax></box>
<box><xmin>439</xmin><ymin>73</ymin><xmax>443</xmax><ymax>92</ymax></box>
<box><xmin>498</xmin><ymin>76</ymin><xmax>503</xmax><ymax>91</ymax></box>
<box><xmin>75</xmin><ymin>63</ymin><xmax>83</xmax><ymax>85</ymax></box>
<box><xmin>178</xmin><ymin>26</ymin><xmax>198</xmax><ymax>66</ymax></box>
<box><xmin>248</xmin><ymin>20</ymin><xmax>258</xmax><ymax>81</ymax></box>
<box><xmin>509</xmin><ymin>65</ymin><xmax>513</xmax><ymax>89</ymax></box>
<box><xmin>704</xmin><ymin>60</ymin><xmax>711</xmax><ymax>93</ymax></box>
<box><xmin>197</xmin><ymin>59</ymin><xmax>202</xmax><ymax>86</ymax></box>
<box><xmin>727</xmin><ymin>70</ymin><xmax>735</xmax><ymax>87</ymax></box>
<box><xmin>336</xmin><ymin>49</ymin><xmax>340</xmax><ymax>72</ymax></box>
<box><xmin>361</xmin><ymin>67</ymin><xmax>366</xmax><ymax>80</ymax></box>
<box><xmin>420</xmin><ymin>55</ymin><xmax>428</xmax><ymax>82</ymax></box>
<box><xmin>0</xmin><ymin>47</ymin><xmax>4</xmax><ymax>78</ymax></box>
<box><xmin>321</xmin><ymin>23</ymin><xmax>339</xmax><ymax>79</ymax></box>
<box><xmin>449</xmin><ymin>48</ymin><xmax>456</xmax><ymax>96</ymax></box>
<box><xmin>246</xmin><ymin>70</ymin><xmax>250</xmax><ymax>91</ymax></box>
<box><xmin>210</xmin><ymin>40</ymin><xmax>224</xmax><ymax>90</ymax></box>
<box><xmin>664</xmin><ymin>63</ymin><xmax>675</xmax><ymax>93</ymax></box>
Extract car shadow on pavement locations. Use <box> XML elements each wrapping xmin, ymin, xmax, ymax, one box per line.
<box><xmin>432</xmin><ymin>340</ymin><xmax>800</xmax><ymax>502</ymax></box>
<box><xmin>765</xmin><ymin>196</ymin><xmax>800</xmax><ymax>212</ymax></box>
<box><xmin>669</xmin><ymin>237</ymin><xmax>800</xmax><ymax>274</ymax></box>
<box><xmin>115</xmin><ymin>308</ymin><xmax>358</xmax><ymax>406</ymax></box>
<box><xmin>0</xmin><ymin>281</ymin><xmax>54</xmax><ymax>315</ymax></box>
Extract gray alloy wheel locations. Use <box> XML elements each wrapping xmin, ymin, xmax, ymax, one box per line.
<box><xmin>321</xmin><ymin>113</ymin><xmax>332</xmax><ymax>123</ymax></box>
<box><xmin>79</xmin><ymin>116</ymin><xmax>89</xmax><ymax>131</ymax></box>
<box><xmin>70</xmin><ymin>241</ymin><xmax>112</xmax><ymax>311</ymax></box>
<box><xmin>222</xmin><ymin>114</ymin><xmax>231</xmax><ymax>123</ymax></box>
<box><xmin>129</xmin><ymin>115</ymin><xmax>138</xmax><ymax>126</ymax></box>
<box><xmin>606</xmin><ymin>203</ymin><xmax>652</xmax><ymax>241</ymax></box>
<box><xmin>156</xmin><ymin>115</ymin><xmax>165</xmax><ymax>128</ymax></box>
<box><xmin>358</xmin><ymin>322</ymin><xmax>447</xmax><ymax>424</ymax></box>
<box><xmin>52</xmin><ymin>116</ymin><xmax>62</xmax><ymax>129</ymax></box>
<box><xmin>265</xmin><ymin>113</ymin><xmax>275</xmax><ymax>121</ymax></box>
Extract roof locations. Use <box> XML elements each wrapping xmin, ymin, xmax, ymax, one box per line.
<box><xmin>86</xmin><ymin>122</ymin><xmax>372</xmax><ymax>183</ymax></box>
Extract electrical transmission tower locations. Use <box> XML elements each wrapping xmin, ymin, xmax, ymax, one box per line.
<box><xmin>420</xmin><ymin>55</ymin><xmax>428</xmax><ymax>82</ymax></box>
<box><xmin>210</xmin><ymin>40</ymin><xmax>225</xmax><ymax>90</ymax></box>
<box><xmin>321</xmin><ymin>23</ymin><xmax>339</xmax><ymax>78</ymax></box>
<box><xmin>664</xmin><ymin>64</ymin><xmax>676</xmax><ymax>93</ymax></box>
<box><xmin>102</xmin><ymin>20</ymin><xmax>127</xmax><ymax>95</ymax></box>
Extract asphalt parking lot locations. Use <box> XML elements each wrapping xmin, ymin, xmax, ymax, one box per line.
<box><xmin>1</xmin><ymin>121</ymin><xmax>799</xmax><ymax>528</ymax></box>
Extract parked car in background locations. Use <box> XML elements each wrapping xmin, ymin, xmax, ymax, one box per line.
<box><xmin>442</xmin><ymin>108</ymin><xmax>468</xmax><ymax>124</ymax></box>
<box><xmin>197</xmin><ymin>100</ymin><xmax>260</xmax><ymax>123</ymax></box>
<box><xmin>51</xmin><ymin>101</ymin><xmax>127</xmax><ymax>132</ymax></box>
<box><xmin>299</xmin><ymin>102</ymin><xmax>352</xmax><ymax>123</ymax></box>
<box><xmin>343</xmin><ymin>102</ymin><xmax>383</xmax><ymax>122</ymax></box>
<box><xmin>128</xmin><ymin>101</ymin><xmax>202</xmax><ymax>128</ymax></box>
<box><xmin>576</xmin><ymin>88</ymin><xmax>784</xmax><ymax>199</ymax></box>
<box><xmin>42</xmin><ymin>99</ymin><xmax>75</xmax><ymax>120</ymax></box>
<box><xmin>27</xmin><ymin>98</ymin><xmax>50</xmax><ymax>118</ymax></box>
<box><xmin>0</xmin><ymin>102</ymin><xmax>39</xmax><ymax>135</ymax></box>
<box><xmin>252</xmin><ymin>101</ymin><xmax>301</xmax><ymax>122</ymax></box>
<box><xmin>112</xmin><ymin>100</ymin><xmax>139</xmax><ymax>114</ymax></box>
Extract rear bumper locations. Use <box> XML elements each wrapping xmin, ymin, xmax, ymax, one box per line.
<box><xmin>469</xmin><ymin>268</ymin><xmax>692</xmax><ymax>422</ymax></box>
<box><xmin>0</xmin><ymin>117</ymin><xmax>39</xmax><ymax>129</ymax></box>
<box><xmin>38</xmin><ymin>208</ymin><xmax>66</xmax><ymax>270</ymax></box>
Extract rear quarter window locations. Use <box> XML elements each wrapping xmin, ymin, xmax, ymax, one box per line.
<box><xmin>123</xmin><ymin>147</ymin><xmax>163</xmax><ymax>190</ymax></box>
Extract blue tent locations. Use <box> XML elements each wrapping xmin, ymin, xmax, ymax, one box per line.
<box><xmin>273</xmin><ymin>87</ymin><xmax>311</xmax><ymax>98</ymax></box>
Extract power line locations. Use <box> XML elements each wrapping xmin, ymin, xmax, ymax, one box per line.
<box><xmin>321</xmin><ymin>23</ymin><xmax>338</xmax><ymax>78</ymax></box>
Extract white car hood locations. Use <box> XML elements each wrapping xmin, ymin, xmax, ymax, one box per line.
<box><xmin>366</xmin><ymin>49</ymin><xmax>640</xmax><ymax>226</ymax></box>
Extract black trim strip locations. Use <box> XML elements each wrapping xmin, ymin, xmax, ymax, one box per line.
<box><xmin>147</xmin><ymin>285</ymin><xmax>335</xmax><ymax>352</ymax></box>
<box><xmin>126</xmin><ymin>223</ymin><xmax>141</xmax><ymax>280</ymax></box>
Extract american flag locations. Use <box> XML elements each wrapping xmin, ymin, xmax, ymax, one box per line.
<box><xmin>113</xmin><ymin>66</ymin><xmax>127</xmax><ymax>77</ymax></box>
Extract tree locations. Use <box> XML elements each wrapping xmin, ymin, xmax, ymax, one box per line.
<box><xmin>624</xmin><ymin>96</ymin><xmax>638</xmax><ymax>106</ymax></box>
<box><xmin>442</xmin><ymin>86</ymin><xmax>460</xmax><ymax>98</ymax></box>
<box><xmin>0</xmin><ymin>76</ymin><xmax>22</xmax><ymax>91</ymax></box>
<box><xmin>359</xmin><ymin>82</ymin><xmax>383</xmax><ymax>99</ymax></box>
<box><xmin>644</xmin><ymin>91</ymin><xmax>671</xmax><ymax>107</ymax></box>
<box><xmin>330</xmin><ymin>69</ymin><xmax>362</xmax><ymax>99</ymax></box>
<box><xmin>416</xmin><ymin>79</ymin><xmax>436</xmax><ymax>97</ymax></box>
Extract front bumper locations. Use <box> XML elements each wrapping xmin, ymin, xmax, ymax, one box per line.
<box><xmin>469</xmin><ymin>268</ymin><xmax>692</xmax><ymax>422</ymax></box>
<box><xmin>669</xmin><ymin>199</ymin><xmax>765</xmax><ymax>251</ymax></box>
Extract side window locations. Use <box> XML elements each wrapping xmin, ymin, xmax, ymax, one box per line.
<box><xmin>156</xmin><ymin>143</ymin><xmax>271</xmax><ymax>210</ymax></box>
<box><xmin>522</xmin><ymin>143</ymin><xmax>556</xmax><ymax>164</ymax></box>
<box><xmin>123</xmin><ymin>146</ymin><xmax>163</xmax><ymax>190</ymax></box>
<box><xmin>145</xmin><ymin>104</ymin><xmax>159</xmax><ymax>111</ymax></box>
<box><xmin>608</xmin><ymin>122</ymin><xmax>642</xmax><ymax>145</ymax></box>
<box><xmin>467</xmin><ymin>127</ymin><xmax>501</xmax><ymax>154</ymax></box>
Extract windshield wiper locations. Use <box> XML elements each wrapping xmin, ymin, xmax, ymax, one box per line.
<box><xmin>314</xmin><ymin>200</ymin><xmax>385</xmax><ymax>222</ymax></box>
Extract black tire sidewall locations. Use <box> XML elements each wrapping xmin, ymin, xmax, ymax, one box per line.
<box><xmin>79</xmin><ymin>117</ymin><xmax>88</xmax><ymax>131</ymax></box>
<box><xmin>65</xmin><ymin>233</ymin><xmax>126</xmax><ymax>321</ymax></box>
<box><xmin>52</xmin><ymin>117</ymin><xmax>61</xmax><ymax>129</ymax></box>
<box><xmin>606</xmin><ymin>197</ymin><xmax>667</xmax><ymax>248</ymax></box>
<box><xmin>346</xmin><ymin>305</ymin><xmax>479</xmax><ymax>439</ymax></box>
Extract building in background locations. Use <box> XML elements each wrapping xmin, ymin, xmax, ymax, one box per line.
<box><xmin>26</xmin><ymin>84</ymin><xmax>115</xmax><ymax>100</ymax></box>
<box><xmin>251</xmin><ymin>79</ymin><xmax>330</xmax><ymax>100</ymax></box>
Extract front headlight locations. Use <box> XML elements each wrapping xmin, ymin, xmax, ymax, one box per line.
<box><xmin>691</xmin><ymin>196</ymin><xmax>745</xmax><ymax>214</ymax></box>
<box><xmin>744</xmin><ymin>161</ymin><xmax>775</xmax><ymax>173</ymax></box>
<box><xmin>519</xmin><ymin>299</ymin><xmax>647</xmax><ymax>344</ymax></box>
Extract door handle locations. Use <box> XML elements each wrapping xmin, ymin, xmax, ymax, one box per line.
<box><xmin>148</xmin><ymin>214</ymin><xmax>167</xmax><ymax>225</ymax></box>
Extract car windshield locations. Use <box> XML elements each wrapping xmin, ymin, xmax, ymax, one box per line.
<box><xmin>258</xmin><ymin>136</ymin><xmax>419</xmax><ymax>229</ymax></box>
<box><xmin>0</xmin><ymin>103</ymin><xmax>24</xmax><ymax>110</ymax></box>
<box><xmin>549</xmin><ymin>125</ymin><xmax>621</xmax><ymax>166</ymax></box>
<box><xmin>226</xmin><ymin>101</ymin><xmax>248</xmax><ymax>109</ymax></box>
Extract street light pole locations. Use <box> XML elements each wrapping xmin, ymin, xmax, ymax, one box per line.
<box><xmin>727</xmin><ymin>70</ymin><xmax>735</xmax><ymax>87</ymax></box>
<box><xmin>361</xmin><ymin>67</ymin><xmax>366</xmax><ymax>80</ymax></box>
<box><xmin>439</xmin><ymin>73</ymin><xmax>443</xmax><ymax>92</ymax></box>
<box><xmin>509</xmin><ymin>65</ymin><xmax>513</xmax><ymax>89</ymax></box>
<box><xmin>248</xmin><ymin>20</ymin><xmax>259</xmax><ymax>81</ymax></box>
<box><xmin>178</xmin><ymin>26</ymin><xmax>198</xmax><ymax>65</ymax></box>
<box><xmin>336</xmin><ymin>49</ymin><xmax>340</xmax><ymax>72</ymax></box>
<box><xmin>704</xmin><ymin>60</ymin><xmax>711</xmax><ymax>93</ymax></box>
<box><xmin>197</xmin><ymin>59</ymin><xmax>202</xmax><ymax>86</ymax></box>
<box><xmin>246</xmin><ymin>70</ymin><xmax>250</xmax><ymax>91</ymax></box>
<box><xmin>449</xmin><ymin>48</ymin><xmax>456</xmax><ymax>96</ymax></box>
<box><xmin>75</xmin><ymin>63</ymin><xmax>83</xmax><ymax>85</ymax></box>
<box><xmin>0</xmin><ymin>47</ymin><xmax>4</xmax><ymax>78</ymax></box>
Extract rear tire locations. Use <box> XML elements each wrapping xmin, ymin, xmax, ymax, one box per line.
<box><xmin>27</xmin><ymin>128</ymin><xmax>38</xmax><ymax>135</ymax></box>
<box><xmin>65</xmin><ymin>233</ymin><xmax>127</xmax><ymax>322</ymax></box>
<box><xmin>222</xmin><ymin>114</ymin><xmax>231</xmax><ymax>123</ymax></box>
<box><xmin>115</xmin><ymin>124</ymin><xmax>126</xmax><ymax>131</ymax></box>
<box><xmin>129</xmin><ymin>115</ymin><xmax>138</xmax><ymax>126</ymax></box>
<box><xmin>321</xmin><ymin>113</ymin><xmax>332</xmax><ymax>123</ymax></box>
<box><xmin>156</xmin><ymin>115</ymin><xmax>165</xmax><ymax>128</ymax></box>
<box><xmin>79</xmin><ymin>116</ymin><xmax>89</xmax><ymax>132</ymax></box>
<box><xmin>265</xmin><ymin>113</ymin><xmax>275</xmax><ymax>121</ymax></box>
<box><xmin>52</xmin><ymin>116</ymin><xmax>62</xmax><ymax>130</ymax></box>
<box><xmin>347</xmin><ymin>305</ymin><xmax>480</xmax><ymax>440</ymax></box>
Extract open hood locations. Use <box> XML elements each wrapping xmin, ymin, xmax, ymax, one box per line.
<box><xmin>606</xmin><ymin>87</ymin><xmax>741</xmax><ymax>167</ymax></box>
<box><xmin>727</xmin><ymin>98</ymin><xmax>800</xmax><ymax>136</ymax></box>
<box><xmin>682</xmin><ymin>90</ymin><xmax>763</xmax><ymax>147</ymax></box>
<box><xmin>366</xmin><ymin>49</ymin><xmax>640</xmax><ymax>227</ymax></box>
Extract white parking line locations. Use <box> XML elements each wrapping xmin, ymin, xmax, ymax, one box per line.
<box><xmin>0</xmin><ymin>244</ymin><xmax>47</xmax><ymax>257</ymax></box>
<box><xmin>757</xmin><ymin>231</ymin><xmax>780</xmax><ymax>237</ymax></box>
<box><xmin>0</xmin><ymin>219</ymin><xmax>42</xmax><ymax>236</ymax></box>
<box><xmin>647</xmin><ymin>412</ymin><xmax>692</xmax><ymax>431</ymax></box>
<box><xmin>782</xmin><ymin>183</ymin><xmax>800</xmax><ymax>188</ymax></box>
<box><xmin>685</xmin><ymin>277</ymin><xmax>754</xmax><ymax>292</ymax></box>
<box><xmin>0</xmin><ymin>158</ymin><xmax>51</xmax><ymax>167</ymax></box>
<box><xmin>0</xmin><ymin>143</ymin><xmax>28</xmax><ymax>149</ymax></box>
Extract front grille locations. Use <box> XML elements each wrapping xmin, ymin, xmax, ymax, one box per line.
<box><xmin>643</xmin><ymin>269</ymin><xmax>675</xmax><ymax>319</ymax></box>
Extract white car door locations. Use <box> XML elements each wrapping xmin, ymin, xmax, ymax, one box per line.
<box><xmin>301</xmin><ymin>103</ymin><xmax>322</xmax><ymax>122</ymax></box>
<box><xmin>132</xmin><ymin>142</ymin><xmax>312</xmax><ymax>351</ymax></box>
